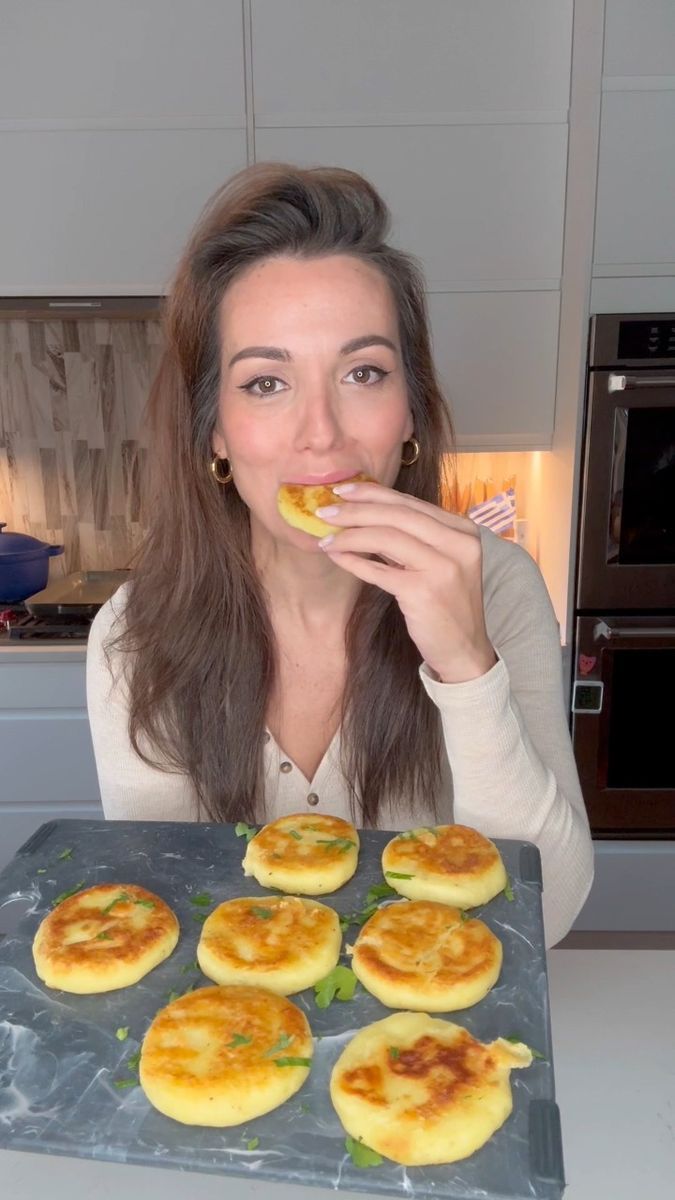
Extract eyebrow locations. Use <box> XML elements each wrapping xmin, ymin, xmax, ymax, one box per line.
<box><xmin>227</xmin><ymin>334</ymin><xmax>398</xmax><ymax>369</ymax></box>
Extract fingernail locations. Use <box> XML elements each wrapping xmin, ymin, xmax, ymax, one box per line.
<box><xmin>318</xmin><ymin>534</ymin><xmax>335</xmax><ymax>548</ymax></box>
<box><xmin>315</xmin><ymin>504</ymin><xmax>340</xmax><ymax>518</ymax></box>
<box><xmin>333</xmin><ymin>482</ymin><xmax>356</xmax><ymax>495</ymax></box>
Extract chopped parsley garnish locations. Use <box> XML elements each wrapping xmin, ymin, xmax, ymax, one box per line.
<box><xmin>133</xmin><ymin>898</ymin><xmax>155</xmax><ymax>909</ymax></box>
<box><xmin>191</xmin><ymin>912</ymin><xmax>208</xmax><ymax>923</ymax></box>
<box><xmin>365</xmin><ymin>882</ymin><xmax>396</xmax><ymax>906</ymax></box>
<box><xmin>96</xmin><ymin>930</ymin><xmax>112</xmax><ymax>940</ymax></box>
<box><xmin>265</xmin><ymin>1032</ymin><xmax>294</xmax><ymax>1057</ymax></box>
<box><xmin>286</xmin><ymin>829</ymin><xmax>302</xmax><ymax>841</ymax></box>
<box><xmin>316</xmin><ymin>837</ymin><xmax>356</xmax><ymax>853</ymax></box>
<box><xmin>250</xmin><ymin>906</ymin><xmax>274</xmax><ymax>920</ymax></box>
<box><xmin>227</xmin><ymin>1033</ymin><xmax>253</xmax><ymax>1049</ymax></box>
<box><xmin>181</xmin><ymin>959</ymin><xmax>200</xmax><ymax>974</ymax></box>
<box><xmin>246</xmin><ymin>1137</ymin><xmax>260</xmax><ymax>1151</ymax></box>
<box><xmin>385</xmin><ymin>871</ymin><xmax>414</xmax><ymax>880</ymax></box>
<box><xmin>504</xmin><ymin>1035</ymin><xmax>544</xmax><ymax>1059</ymax></box>
<box><xmin>189</xmin><ymin>893</ymin><xmax>212</xmax><ymax>907</ymax></box>
<box><xmin>345</xmin><ymin>1136</ymin><xmax>383</xmax><ymax>1168</ymax></box>
<box><xmin>314</xmin><ymin>965</ymin><xmax>357</xmax><ymax>1009</ymax></box>
<box><xmin>113</xmin><ymin>1078</ymin><xmax>137</xmax><ymax>1090</ymax></box>
<box><xmin>101</xmin><ymin>891</ymin><xmax>131</xmax><ymax>915</ymax></box>
<box><xmin>115</xmin><ymin>1027</ymin><xmax>129</xmax><ymax>1041</ymax></box>
<box><xmin>397</xmin><ymin>831</ymin><xmax>419</xmax><ymax>842</ymax></box>
<box><xmin>57</xmin><ymin>848</ymin><xmax>73</xmax><ymax>860</ymax></box>
<box><xmin>388</xmin><ymin>1046</ymin><xmax>400</xmax><ymax>1061</ymax></box>
<box><xmin>274</xmin><ymin>1056</ymin><xmax>312</xmax><ymax>1068</ymax></box>
<box><xmin>235</xmin><ymin>822</ymin><xmax>258</xmax><ymax>842</ymax></box>
<box><xmin>127</xmin><ymin>1050</ymin><xmax>141</xmax><ymax>1071</ymax></box>
<box><xmin>52</xmin><ymin>881</ymin><xmax>86</xmax><ymax>907</ymax></box>
<box><xmin>504</xmin><ymin>878</ymin><xmax>515</xmax><ymax>901</ymax></box>
<box><xmin>36</xmin><ymin>868</ymin><xmax>47</xmax><ymax>874</ymax></box>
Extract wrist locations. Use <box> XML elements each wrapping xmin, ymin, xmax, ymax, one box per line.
<box><xmin>432</xmin><ymin>646</ymin><xmax>498</xmax><ymax>685</ymax></box>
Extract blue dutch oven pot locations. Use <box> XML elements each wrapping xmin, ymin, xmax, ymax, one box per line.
<box><xmin>0</xmin><ymin>523</ymin><xmax>65</xmax><ymax>602</ymax></box>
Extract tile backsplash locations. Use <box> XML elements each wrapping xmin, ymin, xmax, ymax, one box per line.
<box><xmin>0</xmin><ymin>316</ymin><xmax>162</xmax><ymax>574</ymax></box>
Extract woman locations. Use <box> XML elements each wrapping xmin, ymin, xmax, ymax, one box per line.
<box><xmin>87</xmin><ymin>162</ymin><xmax>593</xmax><ymax>948</ymax></box>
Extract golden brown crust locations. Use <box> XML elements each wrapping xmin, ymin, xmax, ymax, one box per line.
<box><xmin>32</xmin><ymin>883</ymin><xmax>179</xmax><ymax>993</ymax></box>
<box><xmin>277</xmin><ymin>473</ymin><xmax>372</xmax><ymax>537</ymax></box>
<box><xmin>243</xmin><ymin>812</ymin><xmax>359</xmax><ymax>895</ymax></box>
<box><xmin>330</xmin><ymin>1011</ymin><xmax>532</xmax><ymax>1165</ymax></box>
<box><xmin>140</xmin><ymin>984</ymin><xmax>313</xmax><ymax>1125</ymax></box>
<box><xmin>350</xmin><ymin>899</ymin><xmax>502</xmax><ymax>1010</ymax></box>
<box><xmin>197</xmin><ymin>895</ymin><xmax>341</xmax><ymax>993</ymax></box>
<box><xmin>381</xmin><ymin>824</ymin><xmax>508</xmax><ymax>907</ymax></box>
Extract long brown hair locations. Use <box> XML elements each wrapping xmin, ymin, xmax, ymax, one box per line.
<box><xmin>113</xmin><ymin>163</ymin><xmax>456</xmax><ymax>825</ymax></box>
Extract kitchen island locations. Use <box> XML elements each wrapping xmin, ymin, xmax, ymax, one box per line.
<box><xmin>3</xmin><ymin>946</ymin><xmax>673</xmax><ymax>1200</ymax></box>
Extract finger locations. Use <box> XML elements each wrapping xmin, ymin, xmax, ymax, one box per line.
<box><xmin>330</xmin><ymin>482</ymin><xmax>479</xmax><ymax>538</ymax></box>
<box><xmin>321</xmin><ymin>549</ymin><xmax>403</xmax><ymax>593</ymax></box>
<box><xmin>317</xmin><ymin>500</ymin><xmax>481</xmax><ymax>562</ymax></box>
<box><xmin>320</xmin><ymin>525</ymin><xmax>442</xmax><ymax>572</ymax></box>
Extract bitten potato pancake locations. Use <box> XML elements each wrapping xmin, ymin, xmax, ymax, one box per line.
<box><xmin>32</xmin><ymin>883</ymin><xmax>179</xmax><ymax>994</ymax></box>
<box><xmin>277</xmin><ymin>473</ymin><xmax>372</xmax><ymax>538</ymax></box>
<box><xmin>197</xmin><ymin>895</ymin><xmax>341</xmax><ymax>993</ymax></box>
<box><xmin>382</xmin><ymin>824</ymin><xmax>508</xmax><ymax>908</ymax></box>
<box><xmin>349</xmin><ymin>899</ymin><xmax>502</xmax><ymax>1011</ymax></box>
<box><xmin>330</xmin><ymin>1011</ymin><xmax>532</xmax><ymax>1165</ymax></box>
<box><xmin>243</xmin><ymin>813</ymin><xmax>359</xmax><ymax>895</ymax></box>
<box><xmin>140</xmin><ymin>984</ymin><xmax>313</xmax><ymax>1125</ymax></box>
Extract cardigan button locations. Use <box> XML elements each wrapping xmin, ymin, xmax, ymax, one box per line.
<box><xmin>279</xmin><ymin>761</ymin><xmax>293</xmax><ymax>773</ymax></box>
<box><xmin>307</xmin><ymin>792</ymin><xmax>320</xmax><ymax>806</ymax></box>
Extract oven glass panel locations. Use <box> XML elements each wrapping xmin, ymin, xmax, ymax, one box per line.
<box><xmin>610</xmin><ymin>407</ymin><xmax>675</xmax><ymax>565</ymax></box>
<box><xmin>606</xmin><ymin>649</ymin><xmax>675</xmax><ymax>787</ymax></box>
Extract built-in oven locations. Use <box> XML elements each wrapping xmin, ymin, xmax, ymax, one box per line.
<box><xmin>572</xmin><ymin>314</ymin><xmax>675</xmax><ymax>839</ymax></box>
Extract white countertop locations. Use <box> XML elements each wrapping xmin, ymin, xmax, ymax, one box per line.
<box><xmin>3</xmin><ymin>948</ymin><xmax>674</xmax><ymax>1200</ymax></box>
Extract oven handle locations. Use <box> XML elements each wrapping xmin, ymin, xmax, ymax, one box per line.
<box><xmin>594</xmin><ymin>620</ymin><xmax>675</xmax><ymax>641</ymax></box>
<box><xmin>609</xmin><ymin>372</ymin><xmax>675</xmax><ymax>392</ymax></box>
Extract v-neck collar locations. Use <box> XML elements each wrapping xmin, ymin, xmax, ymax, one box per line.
<box><xmin>264</xmin><ymin>725</ymin><xmax>341</xmax><ymax>790</ymax></box>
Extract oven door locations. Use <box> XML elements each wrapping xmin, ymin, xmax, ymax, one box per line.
<box><xmin>572</xmin><ymin>615</ymin><xmax>675</xmax><ymax>837</ymax></box>
<box><xmin>576</xmin><ymin>370</ymin><xmax>675</xmax><ymax>610</ymax></box>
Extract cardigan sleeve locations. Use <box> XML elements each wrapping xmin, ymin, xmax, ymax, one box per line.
<box><xmin>86</xmin><ymin>583</ymin><xmax>199</xmax><ymax>822</ymax></box>
<box><xmin>419</xmin><ymin>528</ymin><xmax>594</xmax><ymax>949</ymax></box>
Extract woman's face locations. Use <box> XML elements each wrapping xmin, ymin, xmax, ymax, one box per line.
<box><xmin>213</xmin><ymin>253</ymin><xmax>414</xmax><ymax>549</ymax></box>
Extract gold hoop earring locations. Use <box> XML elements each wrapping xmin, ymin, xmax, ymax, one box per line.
<box><xmin>401</xmin><ymin>437</ymin><xmax>420</xmax><ymax>467</ymax></box>
<box><xmin>210</xmin><ymin>454</ymin><xmax>233</xmax><ymax>485</ymax></box>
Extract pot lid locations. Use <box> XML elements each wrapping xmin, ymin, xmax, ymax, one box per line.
<box><xmin>0</xmin><ymin>522</ymin><xmax>61</xmax><ymax>561</ymax></box>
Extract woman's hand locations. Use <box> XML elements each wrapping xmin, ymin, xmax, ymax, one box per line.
<box><xmin>316</xmin><ymin>480</ymin><xmax>497</xmax><ymax>684</ymax></box>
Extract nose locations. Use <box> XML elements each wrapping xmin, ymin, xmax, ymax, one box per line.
<box><xmin>293</xmin><ymin>380</ymin><xmax>346</xmax><ymax>453</ymax></box>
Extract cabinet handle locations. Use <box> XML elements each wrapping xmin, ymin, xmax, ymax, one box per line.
<box><xmin>608</xmin><ymin>372</ymin><xmax>675</xmax><ymax>392</ymax></box>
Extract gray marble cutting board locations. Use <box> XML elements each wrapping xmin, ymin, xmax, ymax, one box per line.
<box><xmin>0</xmin><ymin>819</ymin><xmax>563</xmax><ymax>1199</ymax></box>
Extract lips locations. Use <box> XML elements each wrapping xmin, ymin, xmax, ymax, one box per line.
<box><xmin>281</xmin><ymin>470</ymin><xmax>363</xmax><ymax>485</ymax></box>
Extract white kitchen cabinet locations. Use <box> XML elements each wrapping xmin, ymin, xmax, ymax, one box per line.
<box><xmin>603</xmin><ymin>0</ymin><xmax>675</xmax><ymax>76</ymax></box>
<box><xmin>0</xmin><ymin>0</ymin><xmax>245</xmax><ymax>121</ymax></box>
<box><xmin>594</xmin><ymin>91</ymin><xmax>675</xmax><ymax>270</ymax></box>
<box><xmin>0</xmin><ymin>653</ymin><xmax>102</xmax><ymax>872</ymax></box>
<box><xmin>0</xmin><ymin>0</ymin><xmax>247</xmax><ymax>294</ymax></box>
<box><xmin>255</xmin><ymin>124</ymin><xmax>567</xmax><ymax>289</ymax></box>
<box><xmin>0</xmin><ymin>130</ymin><xmax>247</xmax><ymax>294</ymax></box>
<box><xmin>251</xmin><ymin>0</ymin><xmax>572</xmax><ymax>120</ymax></box>
<box><xmin>428</xmin><ymin>291</ymin><xmax>560</xmax><ymax>448</ymax></box>
<box><xmin>591</xmin><ymin>0</ymin><xmax>675</xmax><ymax>312</ymax></box>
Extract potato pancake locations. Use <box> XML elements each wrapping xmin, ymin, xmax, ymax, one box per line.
<box><xmin>330</xmin><ymin>1011</ymin><xmax>532</xmax><ymax>1165</ymax></box>
<box><xmin>140</xmin><ymin>984</ymin><xmax>313</xmax><ymax>1125</ymax></box>
<box><xmin>32</xmin><ymin>883</ymin><xmax>179</xmax><ymax>994</ymax></box>
<box><xmin>197</xmin><ymin>895</ymin><xmax>341</xmax><ymax>993</ymax></box>
<box><xmin>277</xmin><ymin>473</ymin><xmax>371</xmax><ymax>537</ymax></box>
<box><xmin>350</xmin><ymin>899</ymin><xmax>502</xmax><ymax>1011</ymax></box>
<box><xmin>243</xmin><ymin>812</ymin><xmax>359</xmax><ymax>894</ymax></box>
<box><xmin>381</xmin><ymin>824</ymin><xmax>508</xmax><ymax>907</ymax></box>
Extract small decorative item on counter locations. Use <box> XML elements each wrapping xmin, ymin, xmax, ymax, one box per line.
<box><xmin>467</xmin><ymin>487</ymin><xmax>516</xmax><ymax>537</ymax></box>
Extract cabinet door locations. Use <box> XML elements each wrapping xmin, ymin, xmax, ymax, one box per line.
<box><xmin>428</xmin><ymin>292</ymin><xmax>560</xmax><ymax>448</ymax></box>
<box><xmin>0</xmin><ymin>0</ymin><xmax>245</xmax><ymax>121</ymax></box>
<box><xmin>0</xmin><ymin>130</ymin><xmax>247</xmax><ymax>293</ymax></box>
<box><xmin>0</xmin><ymin>0</ymin><xmax>247</xmax><ymax>293</ymax></box>
<box><xmin>251</xmin><ymin>0</ymin><xmax>572</xmax><ymax>119</ymax></box>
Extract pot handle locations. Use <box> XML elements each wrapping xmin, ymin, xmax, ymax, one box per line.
<box><xmin>48</xmin><ymin>544</ymin><xmax>65</xmax><ymax>557</ymax></box>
